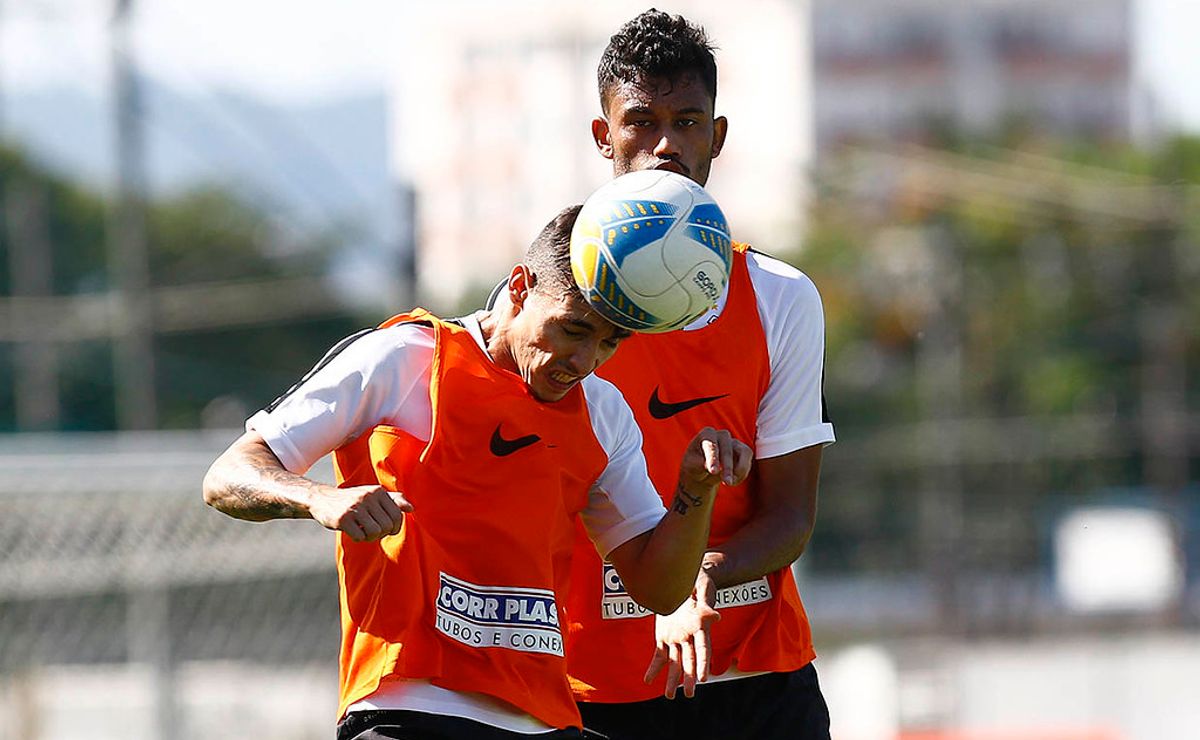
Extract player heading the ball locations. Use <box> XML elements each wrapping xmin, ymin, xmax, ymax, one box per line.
<box><xmin>571</xmin><ymin>170</ymin><xmax>732</xmax><ymax>334</ymax></box>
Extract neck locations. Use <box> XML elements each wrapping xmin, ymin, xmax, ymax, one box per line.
<box><xmin>477</xmin><ymin>308</ymin><xmax>518</xmax><ymax>373</ymax></box>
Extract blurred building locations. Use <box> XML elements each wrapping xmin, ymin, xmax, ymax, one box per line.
<box><xmin>812</xmin><ymin>0</ymin><xmax>1140</xmax><ymax>152</ymax></box>
<box><xmin>390</xmin><ymin>0</ymin><xmax>812</xmax><ymax>307</ymax></box>
<box><xmin>392</xmin><ymin>0</ymin><xmax>1155</xmax><ymax>307</ymax></box>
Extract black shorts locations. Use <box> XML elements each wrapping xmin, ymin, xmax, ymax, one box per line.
<box><xmin>336</xmin><ymin>709</ymin><xmax>596</xmax><ymax>740</ymax></box>
<box><xmin>578</xmin><ymin>664</ymin><xmax>831</xmax><ymax>740</ymax></box>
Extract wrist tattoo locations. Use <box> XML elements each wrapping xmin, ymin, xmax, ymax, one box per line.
<box><xmin>671</xmin><ymin>487</ymin><xmax>704</xmax><ymax>515</ymax></box>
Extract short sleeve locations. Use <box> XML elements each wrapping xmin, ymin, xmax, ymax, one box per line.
<box><xmin>246</xmin><ymin>324</ymin><xmax>436</xmax><ymax>474</ymax></box>
<box><xmin>748</xmin><ymin>252</ymin><xmax>836</xmax><ymax>459</ymax></box>
<box><xmin>577</xmin><ymin>375</ymin><xmax>667</xmax><ymax>558</ymax></box>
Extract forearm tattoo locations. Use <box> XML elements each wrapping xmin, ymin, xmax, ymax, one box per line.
<box><xmin>214</xmin><ymin>441</ymin><xmax>322</xmax><ymax>521</ymax></box>
<box><xmin>671</xmin><ymin>486</ymin><xmax>704</xmax><ymax>516</ymax></box>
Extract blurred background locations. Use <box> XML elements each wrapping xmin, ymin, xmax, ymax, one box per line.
<box><xmin>0</xmin><ymin>0</ymin><xmax>1197</xmax><ymax>738</ymax></box>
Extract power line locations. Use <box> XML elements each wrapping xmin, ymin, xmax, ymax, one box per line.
<box><xmin>0</xmin><ymin>275</ymin><xmax>347</xmax><ymax>342</ymax></box>
<box><xmin>821</xmin><ymin>144</ymin><xmax>1199</xmax><ymax>224</ymax></box>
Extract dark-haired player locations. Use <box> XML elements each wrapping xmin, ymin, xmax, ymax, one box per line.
<box><xmin>203</xmin><ymin>205</ymin><xmax>752</xmax><ymax>740</ymax></box>
<box><xmin>565</xmin><ymin>10</ymin><xmax>836</xmax><ymax>740</ymax></box>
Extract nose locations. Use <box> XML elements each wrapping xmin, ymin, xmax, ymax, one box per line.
<box><xmin>566</xmin><ymin>342</ymin><xmax>601</xmax><ymax>376</ymax></box>
<box><xmin>652</xmin><ymin>130</ymin><xmax>682</xmax><ymax>160</ymax></box>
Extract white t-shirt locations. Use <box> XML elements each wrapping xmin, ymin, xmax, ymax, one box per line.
<box><xmin>247</xmin><ymin>312</ymin><xmax>667</xmax><ymax>734</ymax></box>
<box><xmin>684</xmin><ymin>249</ymin><xmax>836</xmax><ymax>457</ymax></box>
<box><xmin>638</xmin><ymin>248</ymin><xmax>836</xmax><ymax>686</ymax></box>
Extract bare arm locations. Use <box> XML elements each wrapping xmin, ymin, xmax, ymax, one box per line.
<box><xmin>698</xmin><ymin>443</ymin><xmax>823</xmax><ymax>588</ymax></box>
<box><xmin>639</xmin><ymin>444</ymin><xmax>822</xmax><ymax>697</ymax></box>
<box><xmin>701</xmin><ymin>255</ymin><xmax>829</xmax><ymax>587</ymax></box>
<box><xmin>606</xmin><ymin>427</ymin><xmax>752</xmax><ymax>615</ymax></box>
<box><xmin>202</xmin><ymin>430</ymin><xmax>411</xmax><ymax>542</ymax></box>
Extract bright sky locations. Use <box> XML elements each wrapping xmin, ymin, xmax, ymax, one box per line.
<box><xmin>1</xmin><ymin>0</ymin><xmax>408</xmax><ymax>100</ymax></box>
<box><xmin>1134</xmin><ymin>0</ymin><xmax>1200</xmax><ymax>130</ymax></box>
<box><xmin>3</xmin><ymin>0</ymin><xmax>1200</xmax><ymax>131</ymax></box>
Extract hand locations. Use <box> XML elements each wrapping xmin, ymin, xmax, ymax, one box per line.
<box><xmin>309</xmin><ymin>484</ymin><xmax>413</xmax><ymax>542</ymax></box>
<box><xmin>679</xmin><ymin>427</ymin><xmax>753</xmax><ymax>498</ymax></box>
<box><xmin>644</xmin><ymin>569</ymin><xmax>720</xmax><ymax>699</ymax></box>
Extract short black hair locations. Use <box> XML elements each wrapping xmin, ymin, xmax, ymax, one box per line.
<box><xmin>597</xmin><ymin>9</ymin><xmax>718</xmax><ymax>113</ymax></box>
<box><xmin>524</xmin><ymin>204</ymin><xmax>583</xmax><ymax>301</ymax></box>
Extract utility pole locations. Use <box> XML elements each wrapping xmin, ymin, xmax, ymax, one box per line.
<box><xmin>110</xmin><ymin>3</ymin><xmax>173</xmax><ymax>738</ymax></box>
<box><xmin>0</xmin><ymin>3</ymin><xmax>61</xmax><ymax>431</ymax></box>
<box><xmin>396</xmin><ymin>181</ymin><xmax>418</xmax><ymax>308</ymax></box>
<box><xmin>915</xmin><ymin>223</ymin><xmax>966</xmax><ymax>635</ymax></box>
<box><xmin>5</xmin><ymin>180</ymin><xmax>61</xmax><ymax>429</ymax></box>
<box><xmin>109</xmin><ymin>0</ymin><xmax>156</xmax><ymax>429</ymax></box>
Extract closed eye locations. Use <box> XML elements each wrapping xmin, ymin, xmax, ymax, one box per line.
<box><xmin>605</xmin><ymin>329</ymin><xmax>632</xmax><ymax>349</ymax></box>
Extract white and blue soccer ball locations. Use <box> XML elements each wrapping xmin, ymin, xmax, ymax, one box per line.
<box><xmin>570</xmin><ymin>170</ymin><xmax>733</xmax><ymax>334</ymax></box>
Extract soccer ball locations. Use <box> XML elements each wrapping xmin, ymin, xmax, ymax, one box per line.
<box><xmin>570</xmin><ymin>170</ymin><xmax>733</xmax><ymax>334</ymax></box>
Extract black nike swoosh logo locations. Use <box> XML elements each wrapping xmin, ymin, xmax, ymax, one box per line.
<box><xmin>648</xmin><ymin>387</ymin><xmax>729</xmax><ymax>420</ymax></box>
<box><xmin>489</xmin><ymin>425</ymin><xmax>542</xmax><ymax>456</ymax></box>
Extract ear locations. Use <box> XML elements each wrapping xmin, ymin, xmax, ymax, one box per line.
<box><xmin>711</xmin><ymin>115</ymin><xmax>729</xmax><ymax>160</ymax></box>
<box><xmin>591</xmin><ymin>117</ymin><xmax>614</xmax><ymax>159</ymax></box>
<box><xmin>508</xmin><ymin>265</ymin><xmax>535</xmax><ymax>310</ymax></box>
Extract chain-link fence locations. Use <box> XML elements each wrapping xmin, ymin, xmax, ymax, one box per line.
<box><xmin>1</xmin><ymin>423</ymin><xmax>1197</xmax><ymax>738</ymax></box>
<box><xmin>0</xmin><ymin>431</ymin><xmax>339</xmax><ymax>740</ymax></box>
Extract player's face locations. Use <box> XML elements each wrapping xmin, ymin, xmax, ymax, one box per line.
<box><xmin>593</xmin><ymin>73</ymin><xmax>728</xmax><ymax>187</ymax></box>
<box><xmin>512</xmin><ymin>290</ymin><xmax>630</xmax><ymax>403</ymax></box>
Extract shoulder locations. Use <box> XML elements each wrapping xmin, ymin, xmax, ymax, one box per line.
<box><xmin>741</xmin><ymin>249</ymin><xmax>825</xmax><ymax>337</ymax></box>
<box><xmin>740</xmin><ymin>248</ymin><xmax>826</xmax><ymax>364</ymax></box>
<box><xmin>260</xmin><ymin>321</ymin><xmax>438</xmax><ymax>417</ymax></box>
<box><xmin>580</xmin><ymin>375</ymin><xmax>641</xmax><ymax>452</ymax></box>
<box><xmin>268</xmin><ymin>322</ymin><xmax>439</xmax><ymax>403</ymax></box>
<box><xmin>336</xmin><ymin>322</ymin><xmax>437</xmax><ymax>369</ymax></box>
<box><xmin>580</xmin><ymin>374</ymin><xmax>636</xmax><ymax>424</ymax></box>
<box><xmin>742</xmin><ymin>248</ymin><xmax>823</xmax><ymax>313</ymax></box>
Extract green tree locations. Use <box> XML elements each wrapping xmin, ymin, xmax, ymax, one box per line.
<box><xmin>791</xmin><ymin>134</ymin><xmax>1199</xmax><ymax>575</ymax></box>
<box><xmin>0</xmin><ymin>145</ymin><xmax>366</xmax><ymax>431</ymax></box>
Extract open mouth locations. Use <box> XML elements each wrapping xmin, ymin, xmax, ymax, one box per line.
<box><xmin>548</xmin><ymin>370</ymin><xmax>581</xmax><ymax>391</ymax></box>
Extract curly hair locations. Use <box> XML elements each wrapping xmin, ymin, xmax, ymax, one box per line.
<box><xmin>597</xmin><ymin>9</ymin><xmax>718</xmax><ymax>113</ymax></box>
